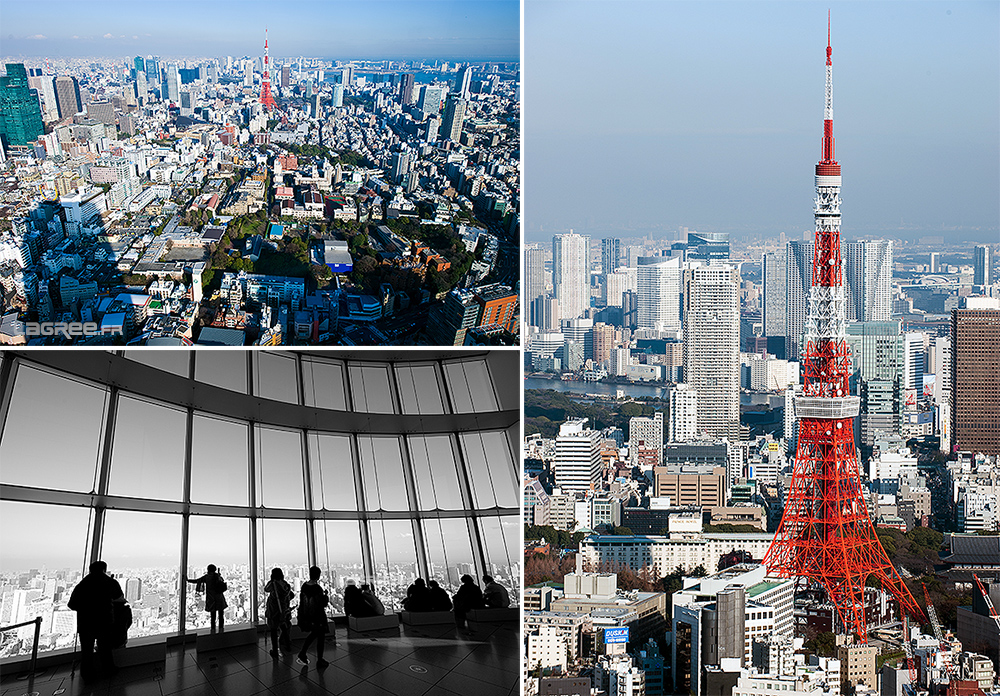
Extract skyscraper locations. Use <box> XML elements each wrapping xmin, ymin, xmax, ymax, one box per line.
<box><xmin>0</xmin><ymin>64</ymin><xmax>44</xmax><ymax>148</ymax></box>
<box><xmin>843</xmin><ymin>240</ymin><xmax>893</xmax><ymax>322</ymax></box>
<box><xmin>441</xmin><ymin>95</ymin><xmax>466</xmax><ymax>143</ymax></box>
<box><xmin>418</xmin><ymin>84</ymin><xmax>446</xmax><ymax>115</ymax></box>
<box><xmin>762</xmin><ymin>251</ymin><xmax>787</xmax><ymax>341</ymax></box>
<box><xmin>53</xmin><ymin>75</ymin><xmax>82</xmax><ymax>119</ymax></box>
<box><xmin>683</xmin><ymin>265</ymin><xmax>740</xmax><ymax>441</ymax></box>
<box><xmin>524</xmin><ymin>244</ymin><xmax>546</xmax><ymax>328</ymax></box>
<box><xmin>601</xmin><ymin>238</ymin><xmax>621</xmax><ymax>273</ymax></box>
<box><xmin>629</xmin><ymin>411</ymin><xmax>663</xmax><ymax>466</ymax></box>
<box><xmin>845</xmin><ymin>321</ymin><xmax>904</xmax><ymax>451</ymax></box>
<box><xmin>161</xmin><ymin>64</ymin><xmax>180</xmax><ymax>103</ymax></box>
<box><xmin>133</xmin><ymin>56</ymin><xmax>145</xmax><ymax>75</ymax></box>
<box><xmin>455</xmin><ymin>65</ymin><xmax>473</xmax><ymax>99</ymax></box>
<box><xmin>902</xmin><ymin>332</ymin><xmax>925</xmax><ymax>392</ymax></box>
<box><xmin>668</xmin><ymin>384</ymin><xmax>698</xmax><ymax>443</ymax></box>
<box><xmin>398</xmin><ymin>73</ymin><xmax>415</xmax><ymax>106</ymax></box>
<box><xmin>686</xmin><ymin>232</ymin><xmax>730</xmax><ymax>263</ymax></box>
<box><xmin>552</xmin><ymin>232</ymin><xmax>590</xmax><ymax>321</ymax></box>
<box><xmin>784</xmin><ymin>240</ymin><xmax>815</xmax><ymax>361</ymax></box>
<box><xmin>950</xmin><ymin>301</ymin><xmax>1000</xmax><ymax>456</ymax></box>
<box><xmin>636</xmin><ymin>255</ymin><xmax>683</xmax><ymax>333</ymax></box>
<box><xmin>973</xmin><ymin>245</ymin><xmax>993</xmax><ymax>286</ymax></box>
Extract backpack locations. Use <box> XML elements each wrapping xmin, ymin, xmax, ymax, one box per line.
<box><xmin>216</xmin><ymin>578</ymin><xmax>228</xmax><ymax>593</ymax></box>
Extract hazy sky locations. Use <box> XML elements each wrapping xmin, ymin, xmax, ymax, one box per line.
<box><xmin>1</xmin><ymin>0</ymin><xmax>519</xmax><ymax>61</ymax></box>
<box><xmin>525</xmin><ymin>1</ymin><xmax>999</xmax><ymax>243</ymax></box>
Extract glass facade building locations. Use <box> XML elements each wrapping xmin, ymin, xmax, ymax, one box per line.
<box><xmin>0</xmin><ymin>349</ymin><xmax>519</xmax><ymax>659</ymax></box>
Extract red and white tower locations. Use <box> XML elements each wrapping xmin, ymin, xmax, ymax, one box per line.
<box><xmin>259</xmin><ymin>29</ymin><xmax>277</xmax><ymax>110</ymax></box>
<box><xmin>762</xmin><ymin>14</ymin><xmax>924</xmax><ymax>641</ymax></box>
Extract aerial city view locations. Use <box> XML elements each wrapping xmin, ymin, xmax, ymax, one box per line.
<box><xmin>523</xmin><ymin>3</ymin><xmax>999</xmax><ymax>696</ymax></box>
<box><xmin>0</xmin><ymin>1</ymin><xmax>519</xmax><ymax>346</ymax></box>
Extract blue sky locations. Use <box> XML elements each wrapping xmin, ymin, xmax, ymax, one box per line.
<box><xmin>524</xmin><ymin>1</ymin><xmax>999</xmax><ymax>242</ymax></box>
<box><xmin>1</xmin><ymin>0</ymin><xmax>519</xmax><ymax>60</ymax></box>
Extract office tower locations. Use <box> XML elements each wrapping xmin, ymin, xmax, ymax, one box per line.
<box><xmin>398</xmin><ymin>73</ymin><xmax>415</xmax><ymax>106</ymax></box>
<box><xmin>441</xmin><ymin>95</ymin><xmax>466</xmax><ymax>143</ymax></box>
<box><xmin>280</xmin><ymin>65</ymin><xmax>290</xmax><ymax>88</ymax></box>
<box><xmin>455</xmin><ymin>65</ymin><xmax>473</xmax><ymax>99</ymax></box>
<box><xmin>604</xmin><ymin>267</ymin><xmax>635</xmax><ymax>308</ymax></box>
<box><xmin>53</xmin><ymin>75</ymin><xmax>82</xmax><ymax>119</ymax></box>
<box><xmin>311</xmin><ymin>93</ymin><xmax>322</xmax><ymax>119</ymax></box>
<box><xmin>134</xmin><ymin>56</ymin><xmax>144</xmax><ymax>75</ymax></box>
<box><xmin>685</xmin><ymin>232</ymin><xmax>730</xmax><ymax>262</ymax></box>
<box><xmin>765</xmin><ymin>21</ymin><xmax>922</xmax><ymax>640</ymax></box>
<box><xmin>974</xmin><ymin>245</ymin><xmax>993</xmax><ymax>286</ymax></box>
<box><xmin>0</xmin><ymin>64</ymin><xmax>44</xmax><ymax>148</ymax></box>
<box><xmin>331</xmin><ymin>84</ymin><xmax>343</xmax><ymax>108</ymax></box>
<box><xmin>630</xmin><ymin>411</ymin><xmax>663</xmax><ymax>466</ymax></box>
<box><xmin>601</xmin><ymin>238</ymin><xmax>621</xmax><ymax>273</ymax></box>
<box><xmin>762</xmin><ymin>251</ymin><xmax>787</xmax><ymax>340</ymax></box>
<box><xmin>259</xmin><ymin>30</ymin><xmax>276</xmax><ymax>110</ymax></box>
<box><xmin>524</xmin><ymin>244</ymin><xmax>546</xmax><ymax>327</ymax></box>
<box><xmin>145</xmin><ymin>56</ymin><xmax>159</xmax><ymax>83</ymax></box>
<box><xmin>951</xmin><ymin>301</ymin><xmax>1000</xmax><ymax>456</ymax></box>
<box><xmin>668</xmin><ymin>384</ymin><xmax>698</xmax><ymax>443</ymax></box>
<box><xmin>424</xmin><ymin>115</ymin><xmax>439</xmax><ymax>143</ymax></box>
<box><xmin>902</xmin><ymin>332</ymin><xmax>925</xmax><ymax>392</ymax></box>
<box><xmin>561</xmin><ymin>318</ymin><xmax>593</xmax><ymax>361</ymax></box>
<box><xmin>784</xmin><ymin>240</ymin><xmax>814</xmax><ymax>362</ymax></box>
<box><xmin>592</xmin><ymin>323</ymin><xmax>615</xmax><ymax>365</ymax></box>
<box><xmin>552</xmin><ymin>232</ymin><xmax>590</xmax><ymax>321</ymax></box>
<box><xmin>929</xmin><ymin>252</ymin><xmax>939</xmax><ymax>273</ymax></box>
<box><xmin>390</xmin><ymin>150</ymin><xmax>411</xmax><ymax>184</ymax></box>
<box><xmin>844</xmin><ymin>240</ymin><xmax>892</xmax><ymax>322</ymax></box>
<box><xmin>637</xmin><ymin>255</ymin><xmax>683</xmax><ymax>333</ymax></box>
<box><xmin>125</xmin><ymin>577</ymin><xmax>142</xmax><ymax>603</ymax></box>
<box><xmin>554</xmin><ymin>419</ymin><xmax>603</xmax><ymax>492</ymax></box>
<box><xmin>134</xmin><ymin>72</ymin><xmax>147</xmax><ymax>105</ymax></box>
<box><xmin>418</xmin><ymin>84</ymin><xmax>446</xmax><ymax>115</ymax></box>
<box><xmin>683</xmin><ymin>265</ymin><xmax>740</xmax><ymax>441</ymax></box>
<box><xmin>161</xmin><ymin>65</ymin><xmax>180</xmax><ymax>103</ymax></box>
<box><xmin>340</xmin><ymin>66</ymin><xmax>353</xmax><ymax>88</ymax></box>
<box><xmin>27</xmin><ymin>74</ymin><xmax>59</xmax><ymax>122</ymax></box>
<box><xmin>845</xmin><ymin>321</ymin><xmax>904</xmax><ymax>451</ymax></box>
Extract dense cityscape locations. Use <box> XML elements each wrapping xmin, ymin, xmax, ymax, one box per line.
<box><xmin>0</xmin><ymin>40</ymin><xmax>520</xmax><ymax>345</ymax></box>
<box><xmin>521</xmin><ymin>10</ymin><xmax>1000</xmax><ymax>696</ymax></box>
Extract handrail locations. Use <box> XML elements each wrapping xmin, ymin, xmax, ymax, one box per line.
<box><xmin>0</xmin><ymin>616</ymin><xmax>43</xmax><ymax>678</ymax></box>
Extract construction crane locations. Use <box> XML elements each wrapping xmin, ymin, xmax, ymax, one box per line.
<box><xmin>902</xmin><ymin>614</ymin><xmax>918</xmax><ymax>688</ymax></box>
<box><xmin>972</xmin><ymin>574</ymin><xmax>1000</xmax><ymax>631</ymax></box>
<box><xmin>922</xmin><ymin>583</ymin><xmax>944</xmax><ymax>642</ymax></box>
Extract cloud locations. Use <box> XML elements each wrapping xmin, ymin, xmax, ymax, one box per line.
<box><xmin>133</xmin><ymin>35</ymin><xmax>138</xmax><ymax>40</ymax></box>
<box><xmin>26</xmin><ymin>34</ymin><xmax>47</xmax><ymax>40</ymax></box>
<box><xmin>103</xmin><ymin>33</ymin><xmax>114</xmax><ymax>39</ymax></box>
<box><xmin>71</xmin><ymin>35</ymin><xmax>79</xmax><ymax>39</ymax></box>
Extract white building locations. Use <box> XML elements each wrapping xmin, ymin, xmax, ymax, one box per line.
<box><xmin>554</xmin><ymin>419</ymin><xmax>603</xmax><ymax>493</ymax></box>
<box><xmin>637</xmin><ymin>254</ymin><xmax>683</xmax><ymax>333</ymax></box>
<box><xmin>684</xmin><ymin>265</ymin><xmax>740</xmax><ymax>441</ymax></box>
<box><xmin>580</xmin><ymin>533</ymin><xmax>774</xmax><ymax>577</ymax></box>
<box><xmin>669</xmin><ymin>384</ymin><xmax>698</xmax><ymax>443</ymax></box>
<box><xmin>844</xmin><ymin>240</ymin><xmax>893</xmax><ymax>323</ymax></box>
<box><xmin>553</xmin><ymin>232</ymin><xmax>590</xmax><ymax>320</ymax></box>
<box><xmin>630</xmin><ymin>411</ymin><xmax>664</xmax><ymax>466</ymax></box>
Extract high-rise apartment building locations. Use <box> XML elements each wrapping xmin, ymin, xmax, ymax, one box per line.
<box><xmin>604</xmin><ymin>267</ymin><xmax>635</xmax><ymax>308</ymax></box>
<box><xmin>684</xmin><ymin>265</ymin><xmax>740</xmax><ymax>441</ymax></box>
<box><xmin>762</xmin><ymin>251</ymin><xmax>786</xmax><ymax>340</ymax></box>
<box><xmin>592</xmin><ymin>323</ymin><xmax>616</xmax><ymax>365</ymax></box>
<box><xmin>53</xmin><ymin>75</ymin><xmax>82</xmax><ymax>119</ymax></box>
<box><xmin>524</xmin><ymin>244</ymin><xmax>546</xmax><ymax>327</ymax></box>
<box><xmin>974</xmin><ymin>245</ymin><xmax>993</xmax><ymax>286</ymax></box>
<box><xmin>554</xmin><ymin>419</ymin><xmax>603</xmax><ymax>492</ymax></box>
<box><xmin>441</xmin><ymin>95</ymin><xmax>466</xmax><ymax>142</ymax></box>
<box><xmin>0</xmin><ymin>64</ymin><xmax>44</xmax><ymax>148</ymax></box>
<box><xmin>637</xmin><ymin>255</ymin><xmax>683</xmax><ymax>333</ymax></box>
<box><xmin>844</xmin><ymin>240</ymin><xmax>893</xmax><ymax>322</ymax></box>
<box><xmin>418</xmin><ymin>84</ymin><xmax>446</xmax><ymax>115</ymax></box>
<box><xmin>601</xmin><ymin>238</ymin><xmax>621</xmax><ymax>273</ymax></box>
<box><xmin>455</xmin><ymin>66</ymin><xmax>473</xmax><ymax>99</ymax></box>
<box><xmin>902</xmin><ymin>332</ymin><xmax>925</xmax><ymax>392</ymax></box>
<box><xmin>951</xmin><ymin>301</ymin><xmax>1000</xmax><ymax>456</ymax></box>
<box><xmin>668</xmin><ymin>384</ymin><xmax>698</xmax><ymax>443</ymax></box>
<box><xmin>629</xmin><ymin>411</ymin><xmax>663</xmax><ymax>466</ymax></box>
<box><xmin>552</xmin><ymin>232</ymin><xmax>590</xmax><ymax>321</ymax></box>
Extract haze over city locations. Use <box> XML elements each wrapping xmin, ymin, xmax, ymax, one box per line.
<box><xmin>525</xmin><ymin>1</ymin><xmax>999</xmax><ymax>244</ymax></box>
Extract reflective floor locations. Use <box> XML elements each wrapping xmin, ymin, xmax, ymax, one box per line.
<box><xmin>0</xmin><ymin>622</ymin><xmax>519</xmax><ymax>696</ymax></box>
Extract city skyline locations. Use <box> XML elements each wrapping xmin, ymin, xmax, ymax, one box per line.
<box><xmin>1</xmin><ymin>0</ymin><xmax>520</xmax><ymax>61</ymax></box>
<box><xmin>525</xmin><ymin>1</ymin><xmax>999</xmax><ymax>243</ymax></box>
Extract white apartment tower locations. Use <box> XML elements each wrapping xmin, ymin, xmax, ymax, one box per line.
<box><xmin>637</xmin><ymin>255</ymin><xmax>683</xmax><ymax>333</ymax></box>
<box><xmin>524</xmin><ymin>244</ymin><xmax>546</xmax><ymax>327</ymax></box>
<box><xmin>669</xmin><ymin>384</ymin><xmax>698</xmax><ymax>443</ymax></box>
<box><xmin>844</xmin><ymin>240</ymin><xmax>893</xmax><ymax>322</ymax></box>
<box><xmin>552</xmin><ymin>232</ymin><xmax>590</xmax><ymax>320</ymax></box>
<box><xmin>684</xmin><ymin>265</ymin><xmax>741</xmax><ymax>441</ymax></box>
<box><xmin>629</xmin><ymin>411</ymin><xmax>664</xmax><ymax>466</ymax></box>
<box><xmin>554</xmin><ymin>419</ymin><xmax>603</xmax><ymax>492</ymax></box>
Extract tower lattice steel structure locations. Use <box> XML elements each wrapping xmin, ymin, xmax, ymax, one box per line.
<box><xmin>762</xmin><ymin>15</ymin><xmax>924</xmax><ymax>641</ymax></box>
<box><xmin>259</xmin><ymin>29</ymin><xmax>277</xmax><ymax>110</ymax></box>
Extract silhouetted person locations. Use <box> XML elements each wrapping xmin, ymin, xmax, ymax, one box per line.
<box><xmin>427</xmin><ymin>580</ymin><xmax>452</xmax><ymax>611</ymax></box>
<box><xmin>452</xmin><ymin>574</ymin><xmax>484</xmax><ymax>627</ymax></box>
<box><xmin>296</xmin><ymin>566</ymin><xmax>331</xmax><ymax>669</ymax></box>
<box><xmin>482</xmin><ymin>575</ymin><xmax>511</xmax><ymax>608</ymax></box>
<box><xmin>360</xmin><ymin>583</ymin><xmax>385</xmax><ymax>616</ymax></box>
<box><xmin>344</xmin><ymin>583</ymin><xmax>375</xmax><ymax>618</ymax></box>
<box><xmin>185</xmin><ymin>564</ymin><xmax>228</xmax><ymax>631</ymax></box>
<box><xmin>68</xmin><ymin>561</ymin><xmax>124</xmax><ymax>681</ymax></box>
<box><xmin>403</xmin><ymin>578</ymin><xmax>431</xmax><ymax>612</ymax></box>
<box><xmin>264</xmin><ymin>568</ymin><xmax>293</xmax><ymax>657</ymax></box>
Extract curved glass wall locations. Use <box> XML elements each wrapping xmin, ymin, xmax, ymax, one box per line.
<box><xmin>0</xmin><ymin>349</ymin><xmax>519</xmax><ymax>659</ymax></box>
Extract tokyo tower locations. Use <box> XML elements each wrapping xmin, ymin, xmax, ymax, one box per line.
<box><xmin>259</xmin><ymin>29</ymin><xmax>277</xmax><ymax>111</ymax></box>
<box><xmin>762</xmin><ymin>14</ymin><xmax>924</xmax><ymax>641</ymax></box>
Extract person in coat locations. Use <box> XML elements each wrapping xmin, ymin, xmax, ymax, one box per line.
<box><xmin>68</xmin><ymin>561</ymin><xmax>125</xmax><ymax>681</ymax></box>
<box><xmin>185</xmin><ymin>564</ymin><xmax>228</xmax><ymax>631</ymax></box>
<box><xmin>296</xmin><ymin>566</ymin><xmax>331</xmax><ymax>669</ymax></box>
<box><xmin>264</xmin><ymin>567</ymin><xmax>293</xmax><ymax>656</ymax></box>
